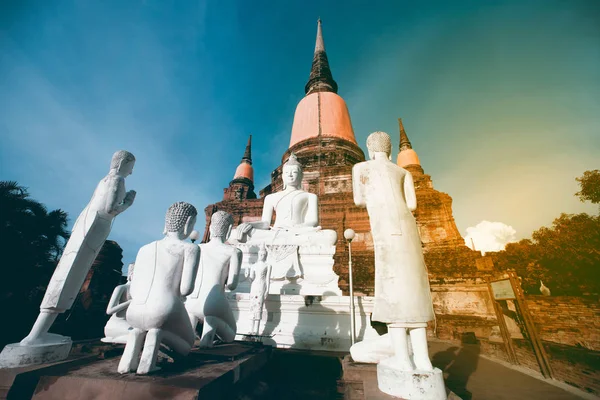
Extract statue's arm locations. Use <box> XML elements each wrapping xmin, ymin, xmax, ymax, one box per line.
<box><xmin>352</xmin><ymin>164</ymin><xmax>366</xmax><ymax>207</ymax></box>
<box><xmin>106</xmin><ymin>177</ymin><xmax>136</xmax><ymax>215</ymax></box>
<box><xmin>256</xmin><ymin>196</ymin><xmax>274</xmax><ymax>229</ymax></box>
<box><xmin>404</xmin><ymin>171</ymin><xmax>417</xmax><ymax>212</ymax></box>
<box><xmin>227</xmin><ymin>248</ymin><xmax>242</xmax><ymax>291</ymax></box>
<box><xmin>236</xmin><ymin>197</ymin><xmax>271</xmax><ymax>236</ymax></box>
<box><xmin>180</xmin><ymin>244</ymin><xmax>200</xmax><ymax>296</ymax></box>
<box><xmin>106</xmin><ymin>284</ymin><xmax>130</xmax><ymax>315</ymax></box>
<box><xmin>301</xmin><ymin>194</ymin><xmax>319</xmax><ymax>227</ymax></box>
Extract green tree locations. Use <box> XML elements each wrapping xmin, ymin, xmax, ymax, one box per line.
<box><xmin>494</xmin><ymin>213</ymin><xmax>600</xmax><ymax>295</ymax></box>
<box><xmin>0</xmin><ymin>181</ymin><xmax>70</xmax><ymax>345</ymax></box>
<box><xmin>576</xmin><ymin>169</ymin><xmax>600</xmax><ymax>213</ymax></box>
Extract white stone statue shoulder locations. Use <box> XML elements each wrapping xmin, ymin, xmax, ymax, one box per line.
<box><xmin>350</xmin><ymin>132</ymin><xmax>445</xmax><ymax>400</ymax></box>
<box><xmin>118</xmin><ymin>202</ymin><xmax>199</xmax><ymax>375</ymax></box>
<box><xmin>22</xmin><ymin>150</ymin><xmax>137</xmax><ymax>346</ymax></box>
<box><xmin>232</xmin><ymin>153</ymin><xmax>336</xmax><ymax>246</ymax></box>
<box><xmin>185</xmin><ymin>211</ymin><xmax>241</xmax><ymax>348</ymax></box>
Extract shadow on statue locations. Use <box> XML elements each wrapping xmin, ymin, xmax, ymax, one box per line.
<box><xmin>432</xmin><ymin>333</ymin><xmax>481</xmax><ymax>400</ymax></box>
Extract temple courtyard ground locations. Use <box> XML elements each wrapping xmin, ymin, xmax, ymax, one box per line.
<box><xmin>262</xmin><ymin>340</ymin><xmax>592</xmax><ymax>400</ymax></box>
<box><xmin>2</xmin><ymin>340</ymin><xmax>593</xmax><ymax>399</ymax></box>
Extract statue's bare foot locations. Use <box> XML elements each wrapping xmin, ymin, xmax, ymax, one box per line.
<box><xmin>412</xmin><ymin>353</ymin><xmax>433</xmax><ymax>371</ymax></box>
<box><xmin>380</xmin><ymin>355</ymin><xmax>415</xmax><ymax>371</ymax></box>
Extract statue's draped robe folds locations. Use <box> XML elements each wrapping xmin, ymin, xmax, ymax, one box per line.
<box><xmin>352</xmin><ymin>161</ymin><xmax>434</xmax><ymax>324</ymax></box>
<box><xmin>41</xmin><ymin>184</ymin><xmax>114</xmax><ymax>312</ymax></box>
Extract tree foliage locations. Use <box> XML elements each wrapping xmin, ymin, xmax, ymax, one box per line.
<box><xmin>575</xmin><ymin>169</ymin><xmax>600</xmax><ymax>209</ymax></box>
<box><xmin>492</xmin><ymin>171</ymin><xmax>600</xmax><ymax>296</ymax></box>
<box><xmin>495</xmin><ymin>213</ymin><xmax>600</xmax><ymax>295</ymax></box>
<box><xmin>0</xmin><ymin>181</ymin><xmax>70</xmax><ymax>345</ymax></box>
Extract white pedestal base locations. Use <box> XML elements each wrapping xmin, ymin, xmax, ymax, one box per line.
<box><xmin>377</xmin><ymin>361</ymin><xmax>446</xmax><ymax>400</ymax></box>
<box><xmin>0</xmin><ymin>334</ymin><xmax>72</xmax><ymax>368</ymax></box>
<box><xmin>235</xmin><ymin>244</ymin><xmax>341</xmax><ymax>296</ymax></box>
<box><xmin>229</xmin><ymin>293</ymin><xmax>378</xmax><ymax>351</ymax></box>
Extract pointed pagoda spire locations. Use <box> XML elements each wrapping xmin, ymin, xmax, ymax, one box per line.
<box><xmin>233</xmin><ymin>134</ymin><xmax>254</xmax><ymax>181</ymax></box>
<box><xmin>397</xmin><ymin>118</ymin><xmax>421</xmax><ymax>169</ymax></box>
<box><xmin>304</xmin><ymin>19</ymin><xmax>338</xmax><ymax>95</ymax></box>
<box><xmin>398</xmin><ymin>118</ymin><xmax>413</xmax><ymax>151</ymax></box>
<box><xmin>241</xmin><ymin>134</ymin><xmax>252</xmax><ymax>164</ymax></box>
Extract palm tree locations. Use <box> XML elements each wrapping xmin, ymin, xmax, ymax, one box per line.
<box><xmin>0</xmin><ymin>181</ymin><xmax>70</xmax><ymax>295</ymax></box>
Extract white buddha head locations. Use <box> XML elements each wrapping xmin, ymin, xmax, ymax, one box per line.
<box><xmin>209</xmin><ymin>211</ymin><xmax>234</xmax><ymax>240</ymax></box>
<box><xmin>282</xmin><ymin>153</ymin><xmax>303</xmax><ymax>190</ymax></box>
<box><xmin>258</xmin><ymin>243</ymin><xmax>267</xmax><ymax>261</ymax></box>
<box><xmin>164</xmin><ymin>202</ymin><xmax>198</xmax><ymax>239</ymax></box>
<box><xmin>366</xmin><ymin>132</ymin><xmax>392</xmax><ymax>161</ymax></box>
<box><xmin>110</xmin><ymin>150</ymin><xmax>136</xmax><ymax>177</ymax></box>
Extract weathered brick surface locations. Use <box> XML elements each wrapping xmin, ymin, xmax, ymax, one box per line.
<box><xmin>525</xmin><ymin>295</ymin><xmax>600</xmax><ymax>351</ymax></box>
<box><xmin>513</xmin><ymin>339</ymin><xmax>600</xmax><ymax>396</ymax></box>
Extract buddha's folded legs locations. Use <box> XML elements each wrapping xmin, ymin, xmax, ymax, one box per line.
<box><xmin>234</xmin><ymin>228</ymin><xmax>338</xmax><ymax>246</ymax></box>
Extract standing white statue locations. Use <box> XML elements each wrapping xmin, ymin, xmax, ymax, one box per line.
<box><xmin>23</xmin><ymin>150</ymin><xmax>136</xmax><ymax>345</ymax></box>
<box><xmin>102</xmin><ymin>263</ymin><xmax>135</xmax><ymax>344</ymax></box>
<box><xmin>118</xmin><ymin>202</ymin><xmax>200</xmax><ymax>375</ymax></box>
<box><xmin>350</xmin><ymin>132</ymin><xmax>445</xmax><ymax>399</ymax></box>
<box><xmin>0</xmin><ymin>150</ymin><xmax>136</xmax><ymax>368</ymax></box>
<box><xmin>248</xmin><ymin>244</ymin><xmax>272</xmax><ymax>335</ymax></box>
<box><xmin>185</xmin><ymin>211</ymin><xmax>242</xmax><ymax>348</ymax></box>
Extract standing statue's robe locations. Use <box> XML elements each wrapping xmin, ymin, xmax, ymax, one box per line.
<box><xmin>352</xmin><ymin>160</ymin><xmax>434</xmax><ymax>325</ymax></box>
<box><xmin>41</xmin><ymin>196</ymin><xmax>113</xmax><ymax>312</ymax></box>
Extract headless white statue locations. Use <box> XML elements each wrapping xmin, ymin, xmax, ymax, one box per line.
<box><xmin>21</xmin><ymin>150</ymin><xmax>136</xmax><ymax>346</ymax></box>
<box><xmin>102</xmin><ymin>263</ymin><xmax>135</xmax><ymax>344</ymax></box>
<box><xmin>233</xmin><ymin>153</ymin><xmax>337</xmax><ymax>248</ymax></box>
<box><xmin>118</xmin><ymin>202</ymin><xmax>200</xmax><ymax>375</ymax></box>
<box><xmin>248</xmin><ymin>244</ymin><xmax>272</xmax><ymax>335</ymax></box>
<box><xmin>350</xmin><ymin>131</ymin><xmax>435</xmax><ymax>372</ymax></box>
<box><xmin>185</xmin><ymin>211</ymin><xmax>241</xmax><ymax>348</ymax></box>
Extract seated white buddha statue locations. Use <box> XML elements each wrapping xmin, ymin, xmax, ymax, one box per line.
<box><xmin>232</xmin><ymin>153</ymin><xmax>337</xmax><ymax>247</ymax></box>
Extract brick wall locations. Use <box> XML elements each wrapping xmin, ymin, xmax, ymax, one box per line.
<box><xmin>525</xmin><ymin>295</ymin><xmax>600</xmax><ymax>351</ymax></box>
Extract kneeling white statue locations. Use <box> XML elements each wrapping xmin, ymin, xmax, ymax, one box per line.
<box><xmin>350</xmin><ymin>132</ymin><xmax>445</xmax><ymax>399</ymax></box>
<box><xmin>102</xmin><ymin>263</ymin><xmax>135</xmax><ymax>344</ymax></box>
<box><xmin>118</xmin><ymin>202</ymin><xmax>200</xmax><ymax>375</ymax></box>
<box><xmin>185</xmin><ymin>211</ymin><xmax>241</xmax><ymax>348</ymax></box>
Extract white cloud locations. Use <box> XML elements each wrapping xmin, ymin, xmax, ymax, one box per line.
<box><xmin>464</xmin><ymin>220</ymin><xmax>517</xmax><ymax>255</ymax></box>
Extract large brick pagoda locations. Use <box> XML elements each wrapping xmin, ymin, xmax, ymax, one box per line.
<box><xmin>202</xmin><ymin>20</ymin><xmax>479</xmax><ymax>293</ymax></box>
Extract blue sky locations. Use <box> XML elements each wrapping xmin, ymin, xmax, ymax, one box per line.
<box><xmin>1</xmin><ymin>0</ymin><xmax>598</xmax><ymax>267</ymax></box>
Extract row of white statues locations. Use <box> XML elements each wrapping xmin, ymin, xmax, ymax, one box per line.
<box><xmin>3</xmin><ymin>132</ymin><xmax>444</xmax><ymax>397</ymax></box>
